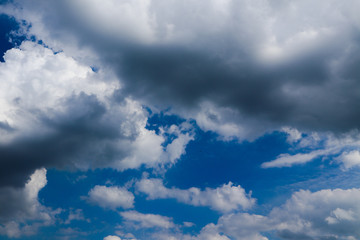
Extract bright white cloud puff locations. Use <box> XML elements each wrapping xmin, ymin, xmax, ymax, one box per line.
<box><xmin>136</xmin><ymin>178</ymin><xmax>255</xmax><ymax>213</ymax></box>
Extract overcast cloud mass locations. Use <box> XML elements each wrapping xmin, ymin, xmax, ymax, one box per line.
<box><xmin>1</xmin><ymin>0</ymin><xmax>360</xmax><ymax>239</ymax></box>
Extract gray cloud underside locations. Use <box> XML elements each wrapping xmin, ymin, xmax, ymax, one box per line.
<box><xmin>0</xmin><ymin>93</ymin><xmax>127</xmax><ymax>187</ymax></box>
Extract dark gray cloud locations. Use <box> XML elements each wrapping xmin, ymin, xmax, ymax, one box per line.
<box><xmin>0</xmin><ymin>93</ymin><xmax>126</xmax><ymax>187</ymax></box>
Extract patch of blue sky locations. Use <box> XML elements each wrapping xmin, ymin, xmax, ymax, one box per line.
<box><xmin>0</xmin><ymin>14</ymin><xmax>19</xmax><ymax>61</ymax></box>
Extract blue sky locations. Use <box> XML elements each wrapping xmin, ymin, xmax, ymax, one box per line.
<box><xmin>1</xmin><ymin>1</ymin><xmax>360</xmax><ymax>240</ymax></box>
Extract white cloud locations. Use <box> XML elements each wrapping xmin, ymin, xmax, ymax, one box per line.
<box><xmin>120</xmin><ymin>211</ymin><xmax>175</xmax><ymax>229</ymax></box>
<box><xmin>196</xmin><ymin>223</ymin><xmax>231</xmax><ymax>240</ymax></box>
<box><xmin>262</xmin><ymin>132</ymin><xmax>360</xmax><ymax>168</ymax></box>
<box><xmin>0</xmin><ymin>42</ymin><xmax>194</xmax><ymax>189</ymax></box>
<box><xmin>209</xmin><ymin>214</ymin><xmax>270</xmax><ymax>240</ymax></box>
<box><xmin>189</xmin><ymin>187</ymin><xmax>360</xmax><ymax>240</ymax></box>
<box><xmin>282</xmin><ymin>127</ymin><xmax>302</xmax><ymax>143</ymax></box>
<box><xmin>261</xmin><ymin>149</ymin><xmax>331</xmax><ymax>168</ymax></box>
<box><xmin>337</xmin><ymin>150</ymin><xmax>360</xmax><ymax>170</ymax></box>
<box><xmin>115</xmin><ymin>123</ymin><xmax>194</xmax><ymax>171</ymax></box>
<box><xmin>88</xmin><ymin>185</ymin><xmax>134</xmax><ymax>210</ymax></box>
<box><xmin>0</xmin><ymin>168</ymin><xmax>57</xmax><ymax>238</ymax></box>
<box><xmin>136</xmin><ymin>178</ymin><xmax>255</xmax><ymax>213</ymax></box>
<box><xmin>326</xmin><ymin>208</ymin><xmax>356</xmax><ymax>224</ymax></box>
<box><xmin>164</xmin><ymin>129</ymin><xmax>194</xmax><ymax>165</ymax></box>
<box><xmin>0</xmin><ymin>41</ymin><xmax>113</xmax><ymax>143</ymax></box>
<box><xmin>104</xmin><ymin>235</ymin><xmax>122</xmax><ymax>240</ymax></box>
<box><xmin>64</xmin><ymin>209</ymin><xmax>87</xmax><ymax>224</ymax></box>
<box><xmin>269</xmin><ymin>188</ymin><xmax>360</xmax><ymax>239</ymax></box>
<box><xmin>187</xmin><ymin>101</ymin><xmax>271</xmax><ymax>141</ymax></box>
<box><xmin>183</xmin><ymin>222</ymin><xmax>195</xmax><ymax>228</ymax></box>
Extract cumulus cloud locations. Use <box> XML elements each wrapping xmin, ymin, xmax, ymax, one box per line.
<box><xmin>151</xmin><ymin>224</ymin><xmax>231</xmax><ymax>240</ymax></box>
<box><xmin>88</xmin><ymin>185</ymin><xmax>134</xmax><ymax>210</ymax></box>
<box><xmin>270</xmin><ymin>188</ymin><xmax>360</xmax><ymax>239</ymax></box>
<box><xmin>136</xmin><ymin>178</ymin><xmax>255</xmax><ymax>213</ymax></box>
<box><xmin>0</xmin><ymin>41</ymin><xmax>193</xmax><ymax>188</ymax></box>
<box><xmin>104</xmin><ymin>235</ymin><xmax>122</xmax><ymax>240</ymax></box>
<box><xmin>0</xmin><ymin>168</ymin><xmax>58</xmax><ymax>238</ymax></box>
<box><xmin>120</xmin><ymin>211</ymin><xmax>175</xmax><ymax>229</ymax></box>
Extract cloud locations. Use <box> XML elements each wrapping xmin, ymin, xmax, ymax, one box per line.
<box><xmin>0</xmin><ymin>41</ymin><xmax>193</xmax><ymax>188</ymax></box>
<box><xmin>2</xmin><ymin>1</ymin><xmax>360</xmax><ymax>239</ymax></box>
<box><xmin>104</xmin><ymin>236</ymin><xmax>122</xmax><ymax>240</ymax></box>
<box><xmin>197</xmin><ymin>187</ymin><xmax>360</xmax><ymax>240</ymax></box>
<box><xmin>261</xmin><ymin>149</ymin><xmax>331</xmax><ymax>168</ymax></box>
<box><xmin>87</xmin><ymin>185</ymin><xmax>134</xmax><ymax>210</ymax></box>
<box><xmin>336</xmin><ymin>150</ymin><xmax>360</xmax><ymax>170</ymax></box>
<box><xmin>151</xmin><ymin>223</ymin><xmax>231</xmax><ymax>240</ymax></box>
<box><xmin>4</xmin><ymin>0</ymin><xmax>360</xmax><ymax>137</ymax></box>
<box><xmin>120</xmin><ymin>211</ymin><xmax>175</xmax><ymax>229</ymax></box>
<box><xmin>64</xmin><ymin>209</ymin><xmax>87</xmax><ymax>225</ymax></box>
<box><xmin>209</xmin><ymin>214</ymin><xmax>271</xmax><ymax>240</ymax></box>
<box><xmin>282</xmin><ymin>127</ymin><xmax>302</xmax><ymax>144</ymax></box>
<box><xmin>270</xmin><ymin>188</ymin><xmax>360</xmax><ymax>239</ymax></box>
<box><xmin>136</xmin><ymin>178</ymin><xmax>255</xmax><ymax>213</ymax></box>
<box><xmin>262</xmin><ymin>131</ymin><xmax>360</xmax><ymax>168</ymax></box>
<box><xmin>0</xmin><ymin>168</ymin><xmax>58</xmax><ymax>238</ymax></box>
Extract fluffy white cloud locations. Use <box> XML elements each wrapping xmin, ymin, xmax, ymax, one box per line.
<box><xmin>104</xmin><ymin>235</ymin><xmax>122</xmax><ymax>240</ymax></box>
<box><xmin>0</xmin><ymin>168</ymin><xmax>57</xmax><ymax>238</ymax></box>
<box><xmin>0</xmin><ymin>42</ymin><xmax>194</xmax><ymax>188</ymax></box>
<box><xmin>151</xmin><ymin>224</ymin><xmax>231</xmax><ymax>240</ymax></box>
<box><xmin>116</xmin><ymin>123</ymin><xmax>194</xmax><ymax>171</ymax></box>
<box><xmin>88</xmin><ymin>185</ymin><xmax>134</xmax><ymax>210</ymax></box>
<box><xmin>0</xmin><ymin>41</ymin><xmax>114</xmax><ymax>142</ymax></box>
<box><xmin>207</xmin><ymin>214</ymin><xmax>270</xmax><ymax>240</ymax></box>
<box><xmin>188</xmin><ymin>101</ymin><xmax>271</xmax><ymax>141</ymax></box>
<box><xmin>120</xmin><ymin>211</ymin><xmax>175</xmax><ymax>229</ymax></box>
<box><xmin>336</xmin><ymin>150</ymin><xmax>360</xmax><ymax>170</ymax></box>
<box><xmin>136</xmin><ymin>178</ymin><xmax>255</xmax><ymax>213</ymax></box>
<box><xmin>270</xmin><ymin>188</ymin><xmax>360</xmax><ymax>239</ymax></box>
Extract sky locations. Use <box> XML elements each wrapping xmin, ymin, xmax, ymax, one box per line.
<box><xmin>1</xmin><ymin>0</ymin><xmax>360</xmax><ymax>239</ymax></box>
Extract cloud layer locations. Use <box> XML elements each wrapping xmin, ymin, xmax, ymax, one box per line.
<box><xmin>4</xmin><ymin>0</ymin><xmax>360</xmax><ymax>136</ymax></box>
